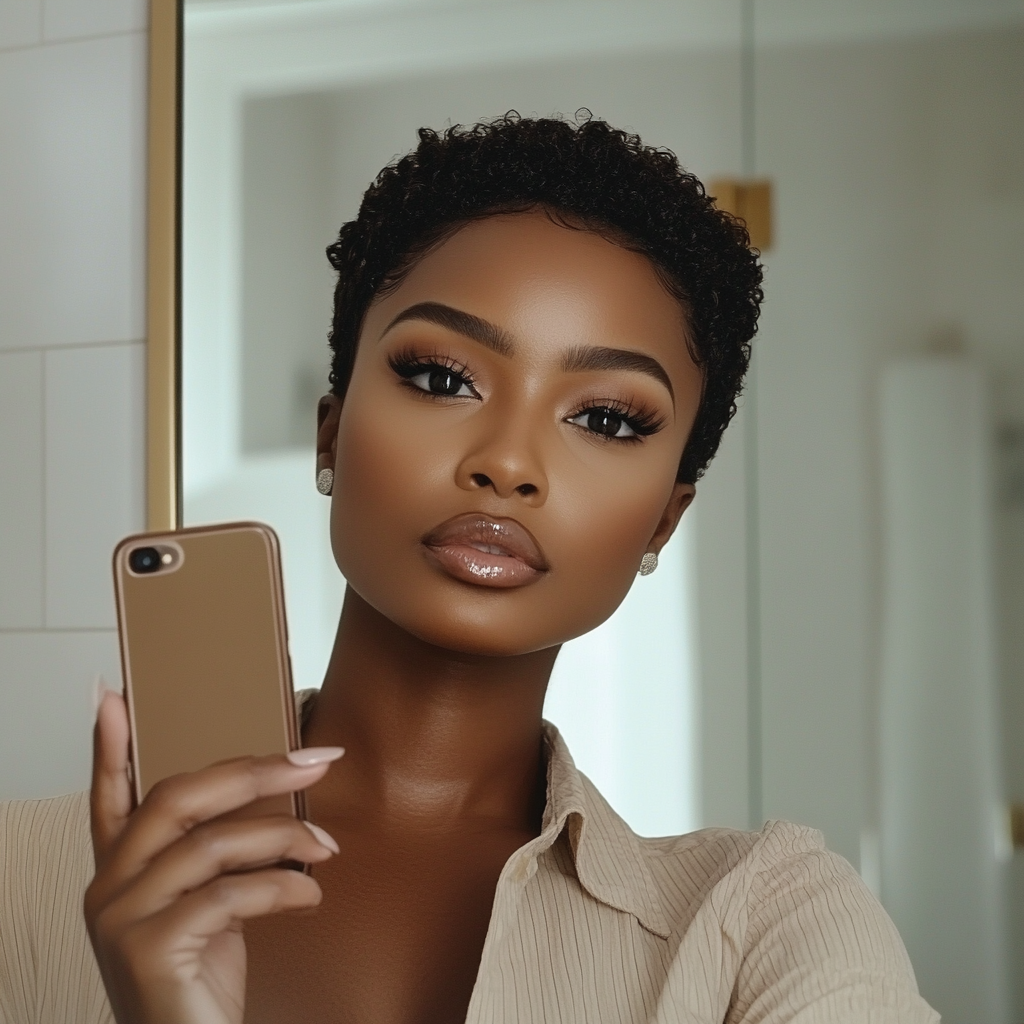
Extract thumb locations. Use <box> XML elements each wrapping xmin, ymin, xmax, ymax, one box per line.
<box><xmin>90</xmin><ymin>681</ymin><xmax>133</xmax><ymax>867</ymax></box>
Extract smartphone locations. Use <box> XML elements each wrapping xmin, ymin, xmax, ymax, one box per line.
<box><xmin>113</xmin><ymin>521</ymin><xmax>303</xmax><ymax>820</ymax></box>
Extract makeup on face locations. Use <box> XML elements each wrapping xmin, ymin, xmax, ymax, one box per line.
<box><xmin>326</xmin><ymin>211</ymin><xmax>703</xmax><ymax>656</ymax></box>
<box><xmin>381</xmin><ymin>299</ymin><xmax>675</xmax><ymax>438</ymax></box>
<box><xmin>422</xmin><ymin>513</ymin><xmax>549</xmax><ymax>589</ymax></box>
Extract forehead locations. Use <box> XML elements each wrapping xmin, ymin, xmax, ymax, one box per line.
<box><xmin>363</xmin><ymin>211</ymin><xmax>698</xmax><ymax>379</ymax></box>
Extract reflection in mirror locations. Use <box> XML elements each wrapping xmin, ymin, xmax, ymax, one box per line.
<box><xmin>180</xmin><ymin>2</ymin><xmax>1024</xmax><ymax>1020</ymax></box>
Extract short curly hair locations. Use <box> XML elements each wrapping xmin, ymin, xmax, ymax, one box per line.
<box><xmin>326</xmin><ymin>112</ymin><xmax>763</xmax><ymax>483</ymax></box>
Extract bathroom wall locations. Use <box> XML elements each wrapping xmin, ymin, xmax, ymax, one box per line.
<box><xmin>0</xmin><ymin>0</ymin><xmax>148</xmax><ymax>799</ymax></box>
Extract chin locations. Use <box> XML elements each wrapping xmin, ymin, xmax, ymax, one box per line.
<box><xmin>396</xmin><ymin>594</ymin><xmax>616</xmax><ymax>660</ymax></box>
<box><xmin>404</xmin><ymin>613</ymin><xmax>557</xmax><ymax>660</ymax></box>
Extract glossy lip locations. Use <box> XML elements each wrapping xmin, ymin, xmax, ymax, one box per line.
<box><xmin>422</xmin><ymin>513</ymin><xmax>550</xmax><ymax>589</ymax></box>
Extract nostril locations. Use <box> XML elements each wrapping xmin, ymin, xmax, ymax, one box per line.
<box><xmin>470</xmin><ymin>473</ymin><xmax>492</xmax><ymax>488</ymax></box>
<box><xmin>516</xmin><ymin>483</ymin><xmax>538</xmax><ymax>497</ymax></box>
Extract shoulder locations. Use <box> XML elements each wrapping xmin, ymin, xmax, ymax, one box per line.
<box><xmin>636</xmin><ymin>818</ymin><xmax>870</xmax><ymax>929</ymax></box>
<box><xmin>1</xmin><ymin>790</ymin><xmax>94</xmax><ymax>903</ymax></box>
<box><xmin>637</xmin><ymin>820</ymin><xmax>938</xmax><ymax>1022</ymax></box>
<box><xmin>0</xmin><ymin>792</ymin><xmax>111</xmax><ymax>1024</ymax></box>
<box><xmin>1</xmin><ymin>788</ymin><xmax>93</xmax><ymax>852</ymax></box>
<box><xmin>639</xmin><ymin>817</ymin><xmax>847</xmax><ymax>902</ymax></box>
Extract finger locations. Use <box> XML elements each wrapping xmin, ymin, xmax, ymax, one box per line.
<box><xmin>126</xmin><ymin>868</ymin><xmax>322</xmax><ymax>950</ymax></box>
<box><xmin>97</xmin><ymin>749</ymin><xmax>342</xmax><ymax>901</ymax></box>
<box><xmin>90</xmin><ymin>687</ymin><xmax>133</xmax><ymax>866</ymax></box>
<box><xmin>101</xmin><ymin>817</ymin><xmax>337</xmax><ymax>928</ymax></box>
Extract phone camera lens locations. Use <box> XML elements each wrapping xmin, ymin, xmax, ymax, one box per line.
<box><xmin>129</xmin><ymin>547</ymin><xmax>162</xmax><ymax>574</ymax></box>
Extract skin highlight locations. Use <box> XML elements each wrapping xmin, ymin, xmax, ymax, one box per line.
<box><xmin>86</xmin><ymin>210</ymin><xmax>704</xmax><ymax>1024</ymax></box>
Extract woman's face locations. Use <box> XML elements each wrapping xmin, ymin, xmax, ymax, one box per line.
<box><xmin>318</xmin><ymin>210</ymin><xmax>703</xmax><ymax>657</ymax></box>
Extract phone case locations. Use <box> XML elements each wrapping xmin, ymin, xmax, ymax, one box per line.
<box><xmin>113</xmin><ymin>522</ymin><xmax>303</xmax><ymax>820</ymax></box>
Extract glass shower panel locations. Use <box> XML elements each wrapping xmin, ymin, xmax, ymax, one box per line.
<box><xmin>753</xmin><ymin>4</ymin><xmax>1024</xmax><ymax>1019</ymax></box>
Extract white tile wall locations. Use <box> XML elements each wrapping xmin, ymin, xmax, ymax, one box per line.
<box><xmin>43</xmin><ymin>0</ymin><xmax>147</xmax><ymax>42</ymax></box>
<box><xmin>0</xmin><ymin>0</ymin><xmax>41</xmax><ymax>50</ymax></box>
<box><xmin>0</xmin><ymin>350</ymin><xmax>44</xmax><ymax>628</ymax></box>
<box><xmin>0</xmin><ymin>4</ymin><xmax>147</xmax><ymax>799</ymax></box>
<box><xmin>44</xmin><ymin>342</ymin><xmax>145</xmax><ymax>628</ymax></box>
<box><xmin>0</xmin><ymin>32</ymin><xmax>146</xmax><ymax>351</ymax></box>
<box><xmin>0</xmin><ymin>630</ymin><xmax>122</xmax><ymax>799</ymax></box>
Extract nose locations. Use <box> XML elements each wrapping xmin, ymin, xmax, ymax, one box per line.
<box><xmin>454</xmin><ymin>415</ymin><xmax>548</xmax><ymax>505</ymax></box>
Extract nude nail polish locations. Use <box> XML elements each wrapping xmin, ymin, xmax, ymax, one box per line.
<box><xmin>287</xmin><ymin>746</ymin><xmax>345</xmax><ymax>767</ymax></box>
<box><xmin>92</xmin><ymin>675</ymin><xmax>109</xmax><ymax>718</ymax></box>
<box><xmin>303</xmin><ymin>821</ymin><xmax>340</xmax><ymax>854</ymax></box>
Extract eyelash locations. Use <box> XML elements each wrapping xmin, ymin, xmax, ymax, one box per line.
<box><xmin>387</xmin><ymin>349</ymin><xmax>664</xmax><ymax>443</ymax></box>
<box><xmin>566</xmin><ymin>398</ymin><xmax>665</xmax><ymax>443</ymax></box>
<box><xmin>388</xmin><ymin>350</ymin><xmax>479</xmax><ymax>396</ymax></box>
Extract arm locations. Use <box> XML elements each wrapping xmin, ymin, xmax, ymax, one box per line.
<box><xmin>727</xmin><ymin>823</ymin><xmax>938</xmax><ymax>1024</ymax></box>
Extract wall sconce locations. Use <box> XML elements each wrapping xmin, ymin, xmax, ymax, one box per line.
<box><xmin>708</xmin><ymin>178</ymin><xmax>774</xmax><ymax>251</ymax></box>
<box><xmin>1011</xmin><ymin>802</ymin><xmax>1024</xmax><ymax>852</ymax></box>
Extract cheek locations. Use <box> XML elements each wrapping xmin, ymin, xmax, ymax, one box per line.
<box><xmin>538</xmin><ymin>456</ymin><xmax>674</xmax><ymax>637</ymax></box>
<box><xmin>324</xmin><ymin>375</ymin><xmax>682</xmax><ymax>656</ymax></box>
<box><xmin>329</xmin><ymin>388</ymin><xmax>449</xmax><ymax>572</ymax></box>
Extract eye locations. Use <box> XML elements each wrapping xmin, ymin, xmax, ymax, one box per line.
<box><xmin>565</xmin><ymin>400</ymin><xmax>663</xmax><ymax>442</ymax></box>
<box><xmin>388</xmin><ymin>351</ymin><xmax>479</xmax><ymax>399</ymax></box>
<box><xmin>568</xmin><ymin>407</ymin><xmax>638</xmax><ymax>439</ymax></box>
<box><xmin>408</xmin><ymin>367</ymin><xmax>476</xmax><ymax>398</ymax></box>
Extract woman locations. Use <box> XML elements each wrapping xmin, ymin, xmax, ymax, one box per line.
<box><xmin>1</xmin><ymin>115</ymin><xmax>936</xmax><ymax>1023</ymax></box>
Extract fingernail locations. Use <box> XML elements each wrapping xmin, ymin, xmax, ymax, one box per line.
<box><xmin>287</xmin><ymin>746</ymin><xmax>345</xmax><ymax>767</ymax></box>
<box><xmin>92</xmin><ymin>675</ymin><xmax>110</xmax><ymax>718</ymax></box>
<box><xmin>303</xmin><ymin>821</ymin><xmax>340</xmax><ymax>854</ymax></box>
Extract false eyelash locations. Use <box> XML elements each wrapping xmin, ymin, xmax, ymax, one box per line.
<box><xmin>387</xmin><ymin>348</ymin><xmax>477</xmax><ymax>388</ymax></box>
<box><xmin>569</xmin><ymin>397</ymin><xmax>665</xmax><ymax>439</ymax></box>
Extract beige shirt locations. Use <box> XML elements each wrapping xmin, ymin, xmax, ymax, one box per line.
<box><xmin>1</xmin><ymin>722</ymin><xmax>937</xmax><ymax>1024</ymax></box>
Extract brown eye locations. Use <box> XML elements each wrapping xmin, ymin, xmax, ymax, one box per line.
<box><xmin>428</xmin><ymin>369</ymin><xmax>464</xmax><ymax>395</ymax></box>
<box><xmin>569</xmin><ymin>407</ymin><xmax>638</xmax><ymax>439</ymax></box>
<box><xmin>589</xmin><ymin>409</ymin><xmax>624</xmax><ymax>436</ymax></box>
<box><xmin>403</xmin><ymin>366</ymin><xmax>476</xmax><ymax>398</ymax></box>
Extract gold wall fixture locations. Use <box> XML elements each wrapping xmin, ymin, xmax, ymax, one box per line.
<box><xmin>146</xmin><ymin>0</ymin><xmax>181</xmax><ymax>531</ymax></box>
<box><xmin>708</xmin><ymin>178</ymin><xmax>774</xmax><ymax>252</ymax></box>
<box><xmin>1011</xmin><ymin>802</ymin><xmax>1024</xmax><ymax>852</ymax></box>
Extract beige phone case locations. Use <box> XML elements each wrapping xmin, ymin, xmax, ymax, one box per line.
<box><xmin>113</xmin><ymin>522</ymin><xmax>303</xmax><ymax>820</ymax></box>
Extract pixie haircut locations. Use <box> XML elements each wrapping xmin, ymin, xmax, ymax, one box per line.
<box><xmin>326</xmin><ymin>113</ymin><xmax>763</xmax><ymax>483</ymax></box>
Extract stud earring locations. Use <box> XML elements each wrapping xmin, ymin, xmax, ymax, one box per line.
<box><xmin>639</xmin><ymin>552</ymin><xmax>658</xmax><ymax>576</ymax></box>
<box><xmin>316</xmin><ymin>468</ymin><xmax>334</xmax><ymax>495</ymax></box>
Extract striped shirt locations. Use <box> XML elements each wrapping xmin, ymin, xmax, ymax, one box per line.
<box><xmin>0</xmin><ymin>720</ymin><xmax>937</xmax><ymax>1023</ymax></box>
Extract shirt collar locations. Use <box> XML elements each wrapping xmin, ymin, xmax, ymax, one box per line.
<box><xmin>539</xmin><ymin>721</ymin><xmax>673</xmax><ymax>939</ymax></box>
<box><xmin>296</xmin><ymin>691</ymin><xmax>670</xmax><ymax>938</ymax></box>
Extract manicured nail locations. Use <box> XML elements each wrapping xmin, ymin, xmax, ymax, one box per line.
<box><xmin>303</xmin><ymin>821</ymin><xmax>340</xmax><ymax>854</ymax></box>
<box><xmin>92</xmin><ymin>675</ymin><xmax>110</xmax><ymax>718</ymax></box>
<box><xmin>287</xmin><ymin>746</ymin><xmax>345</xmax><ymax>767</ymax></box>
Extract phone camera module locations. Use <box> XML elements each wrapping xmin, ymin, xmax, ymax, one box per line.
<box><xmin>128</xmin><ymin>546</ymin><xmax>162</xmax><ymax>574</ymax></box>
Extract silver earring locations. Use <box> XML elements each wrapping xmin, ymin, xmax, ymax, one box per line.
<box><xmin>639</xmin><ymin>552</ymin><xmax>658</xmax><ymax>576</ymax></box>
<box><xmin>316</xmin><ymin>468</ymin><xmax>334</xmax><ymax>495</ymax></box>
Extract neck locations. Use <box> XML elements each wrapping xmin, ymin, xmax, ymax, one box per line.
<box><xmin>303</xmin><ymin>588</ymin><xmax>557</xmax><ymax>832</ymax></box>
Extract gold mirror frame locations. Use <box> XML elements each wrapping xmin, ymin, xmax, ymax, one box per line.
<box><xmin>147</xmin><ymin>0</ymin><xmax>181</xmax><ymax>531</ymax></box>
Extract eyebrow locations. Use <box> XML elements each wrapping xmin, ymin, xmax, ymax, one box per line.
<box><xmin>383</xmin><ymin>302</ymin><xmax>515</xmax><ymax>357</ymax></box>
<box><xmin>383</xmin><ymin>301</ymin><xmax>674</xmax><ymax>403</ymax></box>
<box><xmin>561</xmin><ymin>345</ymin><xmax>675</xmax><ymax>403</ymax></box>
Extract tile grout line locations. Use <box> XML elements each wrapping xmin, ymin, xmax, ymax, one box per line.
<box><xmin>0</xmin><ymin>25</ymin><xmax>145</xmax><ymax>58</ymax></box>
<box><xmin>40</xmin><ymin>349</ymin><xmax>47</xmax><ymax>629</ymax></box>
<box><xmin>1</xmin><ymin>338</ymin><xmax>145</xmax><ymax>357</ymax></box>
<box><xmin>0</xmin><ymin>627</ymin><xmax>116</xmax><ymax>635</ymax></box>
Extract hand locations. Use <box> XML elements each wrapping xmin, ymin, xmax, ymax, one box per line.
<box><xmin>84</xmin><ymin>689</ymin><xmax>343</xmax><ymax>1024</ymax></box>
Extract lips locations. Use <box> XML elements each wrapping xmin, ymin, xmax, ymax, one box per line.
<box><xmin>422</xmin><ymin>513</ymin><xmax>549</xmax><ymax>589</ymax></box>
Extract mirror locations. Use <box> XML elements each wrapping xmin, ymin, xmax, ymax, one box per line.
<box><xmin>169</xmin><ymin>1</ymin><xmax>1024</xmax><ymax>1019</ymax></box>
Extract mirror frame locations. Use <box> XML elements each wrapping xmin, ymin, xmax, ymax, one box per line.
<box><xmin>147</xmin><ymin>0</ymin><xmax>182</xmax><ymax>531</ymax></box>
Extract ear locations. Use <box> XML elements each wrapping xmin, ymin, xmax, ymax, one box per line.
<box><xmin>647</xmin><ymin>481</ymin><xmax>696</xmax><ymax>555</ymax></box>
<box><xmin>316</xmin><ymin>395</ymin><xmax>343</xmax><ymax>474</ymax></box>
